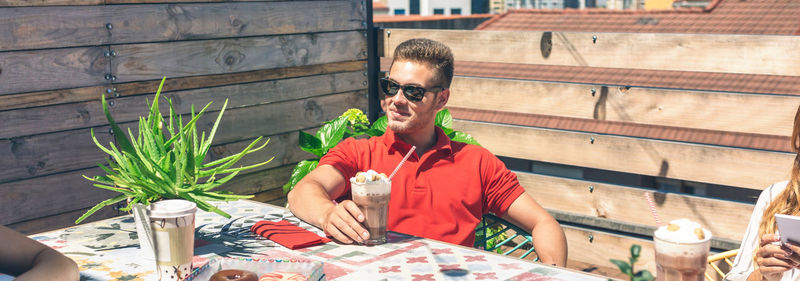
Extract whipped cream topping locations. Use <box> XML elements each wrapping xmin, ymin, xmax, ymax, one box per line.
<box><xmin>351</xmin><ymin>170</ymin><xmax>388</xmax><ymax>184</ymax></box>
<box><xmin>350</xmin><ymin>170</ymin><xmax>390</xmax><ymax>195</ymax></box>
<box><xmin>655</xmin><ymin>218</ymin><xmax>712</xmax><ymax>244</ymax></box>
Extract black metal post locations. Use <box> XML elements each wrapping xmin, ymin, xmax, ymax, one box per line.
<box><xmin>366</xmin><ymin>0</ymin><xmax>382</xmax><ymax>123</ymax></box>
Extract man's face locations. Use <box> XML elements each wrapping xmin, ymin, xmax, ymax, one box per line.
<box><xmin>383</xmin><ymin>60</ymin><xmax>449</xmax><ymax>134</ymax></box>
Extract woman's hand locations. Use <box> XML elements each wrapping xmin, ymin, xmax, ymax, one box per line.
<box><xmin>755</xmin><ymin>234</ymin><xmax>798</xmax><ymax>281</ymax></box>
<box><xmin>782</xmin><ymin>239</ymin><xmax>800</xmax><ymax>269</ymax></box>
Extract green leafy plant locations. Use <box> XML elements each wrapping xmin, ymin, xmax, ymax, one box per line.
<box><xmin>610</xmin><ymin>245</ymin><xmax>655</xmax><ymax>281</ymax></box>
<box><xmin>282</xmin><ymin>108</ymin><xmax>479</xmax><ymax>194</ymax></box>
<box><xmin>76</xmin><ymin>77</ymin><xmax>273</xmax><ymax>224</ymax></box>
<box><xmin>474</xmin><ymin>220</ymin><xmax>509</xmax><ymax>254</ymax></box>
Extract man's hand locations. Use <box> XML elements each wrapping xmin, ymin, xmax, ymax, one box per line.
<box><xmin>321</xmin><ymin>200</ymin><xmax>369</xmax><ymax>244</ymax></box>
<box><xmin>755</xmin><ymin>234</ymin><xmax>798</xmax><ymax>281</ymax></box>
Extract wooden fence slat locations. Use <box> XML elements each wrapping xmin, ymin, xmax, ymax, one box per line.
<box><xmin>0</xmin><ymin>127</ymin><xmax>115</xmax><ymax>184</ymax></box>
<box><xmin>0</xmin><ymin>0</ymin><xmax>337</xmax><ymax>9</ymax></box>
<box><xmin>383</xmin><ymin>29</ymin><xmax>800</xmax><ymax>76</ymax></box>
<box><xmin>201</xmin><ymin>91</ymin><xmax>366</xmax><ymax>145</ymax></box>
<box><xmin>0</xmin><ymin>70</ymin><xmax>367</xmax><ymax>138</ymax></box>
<box><xmin>453</xmin><ymin>120</ymin><xmax>793</xmax><ymax>190</ymax></box>
<box><xmin>563</xmin><ymin>225</ymin><xmax>657</xmax><ymax>278</ymax></box>
<box><xmin>252</xmin><ymin>186</ymin><xmax>287</xmax><ymax>204</ymax></box>
<box><xmin>0</xmin><ymin>128</ymin><xmax>311</xmax><ymax>225</ymax></box>
<box><xmin>0</xmin><ymin>60</ymin><xmax>365</xmax><ymax>111</ymax></box>
<box><xmin>563</xmin><ymin>225</ymin><xmax>725</xmax><ymax>280</ymax></box>
<box><xmin>519</xmin><ymin>172</ymin><xmax>753</xmax><ymax>242</ymax></box>
<box><xmin>112</xmin><ymin>31</ymin><xmax>367</xmax><ymax>83</ymax></box>
<box><xmin>0</xmin><ymin>46</ymin><xmax>110</xmax><ymax>95</ymax></box>
<box><xmin>0</xmin><ymin>0</ymin><xmax>101</xmax><ymax>7</ymax></box>
<box><xmin>0</xmin><ymin>91</ymin><xmax>366</xmax><ymax>183</ymax></box>
<box><xmin>0</xmin><ymin>31</ymin><xmax>366</xmax><ymax>96</ymax></box>
<box><xmin>105</xmin><ymin>0</ymin><xmax>306</xmax><ymax>3</ymax></box>
<box><xmin>449</xmin><ymin>77</ymin><xmax>800</xmax><ymax>136</ymax></box>
<box><xmin>221</xmin><ymin>164</ymin><xmax>295</xmax><ymax>199</ymax></box>
<box><xmin>7</xmin><ymin>203</ymin><xmax>120</xmax><ymax>235</ymax></box>
<box><xmin>550</xmin><ymin>210</ymin><xmax>740</xmax><ymax>251</ymax></box>
<box><xmin>107</xmin><ymin>2</ymin><xmax>363</xmax><ymax>45</ymax></box>
<box><xmin>0</xmin><ymin>6</ymin><xmax>106</xmax><ymax>52</ymax></box>
<box><xmin>0</xmin><ymin>168</ymin><xmax>114</xmax><ymax>226</ymax></box>
<box><xmin>0</xmin><ymin>2</ymin><xmax>362</xmax><ymax>51</ymax></box>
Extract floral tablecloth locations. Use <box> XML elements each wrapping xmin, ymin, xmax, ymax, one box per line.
<box><xmin>15</xmin><ymin>200</ymin><xmax>608</xmax><ymax>281</ymax></box>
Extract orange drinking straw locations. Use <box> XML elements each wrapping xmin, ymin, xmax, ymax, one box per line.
<box><xmin>388</xmin><ymin>146</ymin><xmax>416</xmax><ymax>180</ymax></box>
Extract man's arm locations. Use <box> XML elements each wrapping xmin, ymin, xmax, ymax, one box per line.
<box><xmin>287</xmin><ymin>164</ymin><xmax>370</xmax><ymax>244</ymax></box>
<box><xmin>0</xmin><ymin>225</ymin><xmax>80</xmax><ymax>281</ymax></box>
<box><xmin>502</xmin><ymin>193</ymin><xmax>568</xmax><ymax>267</ymax></box>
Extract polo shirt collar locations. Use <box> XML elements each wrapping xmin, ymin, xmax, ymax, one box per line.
<box><xmin>382</xmin><ymin>126</ymin><xmax>453</xmax><ymax>156</ymax></box>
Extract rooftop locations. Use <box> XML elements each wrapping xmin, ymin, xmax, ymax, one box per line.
<box><xmin>477</xmin><ymin>0</ymin><xmax>800</xmax><ymax>35</ymax></box>
<box><xmin>374</xmin><ymin>14</ymin><xmax>494</xmax><ymax>23</ymax></box>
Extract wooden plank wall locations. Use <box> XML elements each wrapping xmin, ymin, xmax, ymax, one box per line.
<box><xmin>382</xmin><ymin>29</ymin><xmax>800</xmax><ymax>278</ymax></box>
<box><xmin>1</xmin><ymin>0</ymin><xmax>368</xmax><ymax>234</ymax></box>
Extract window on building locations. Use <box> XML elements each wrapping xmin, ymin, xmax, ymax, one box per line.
<box><xmin>393</xmin><ymin>8</ymin><xmax>405</xmax><ymax>15</ymax></box>
<box><xmin>410</xmin><ymin>0</ymin><xmax>420</xmax><ymax>14</ymax></box>
<box><xmin>451</xmin><ymin>8</ymin><xmax>462</xmax><ymax>14</ymax></box>
<box><xmin>433</xmin><ymin>8</ymin><xmax>445</xmax><ymax>14</ymax></box>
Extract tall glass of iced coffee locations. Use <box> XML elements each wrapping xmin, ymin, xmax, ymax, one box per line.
<box><xmin>350</xmin><ymin>170</ymin><xmax>391</xmax><ymax>245</ymax></box>
<box><xmin>654</xmin><ymin>218</ymin><xmax>712</xmax><ymax>281</ymax></box>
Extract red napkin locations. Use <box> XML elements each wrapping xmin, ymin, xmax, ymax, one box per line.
<box><xmin>250</xmin><ymin>220</ymin><xmax>331</xmax><ymax>249</ymax></box>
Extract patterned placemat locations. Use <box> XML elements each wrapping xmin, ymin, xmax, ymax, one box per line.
<box><xmin>29</xmin><ymin>200</ymin><xmax>607</xmax><ymax>281</ymax></box>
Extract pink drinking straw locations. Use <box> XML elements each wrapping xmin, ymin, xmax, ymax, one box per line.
<box><xmin>644</xmin><ymin>192</ymin><xmax>662</xmax><ymax>226</ymax></box>
<box><xmin>388</xmin><ymin>146</ymin><xmax>416</xmax><ymax>180</ymax></box>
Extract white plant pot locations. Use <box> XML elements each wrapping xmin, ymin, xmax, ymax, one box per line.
<box><xmin>132</xmin><ymin>203</ymin><xmax>156</xmax><ymax>260</ymax></box>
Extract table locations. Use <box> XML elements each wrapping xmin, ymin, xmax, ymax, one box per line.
<box><xmin>16</xmin><ymin>200</ymin><xmax>610</xmax><ymax>281</ymax></box>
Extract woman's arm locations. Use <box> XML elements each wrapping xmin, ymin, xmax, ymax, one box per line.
<box><xmin>0</xmin><ymin>225</ymin><xmax>80</xmax><ymax>281</ymax></box>
<box><xmin>728</xmin><ymin>182</ymin><xmax>791</xmax><ymax>281</ymax></box>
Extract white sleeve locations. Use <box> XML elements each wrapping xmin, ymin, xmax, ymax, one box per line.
<box><xmin>725</xmin><ymin>183</ymin><xmax>778</xmax><ymax>281</ymax></box>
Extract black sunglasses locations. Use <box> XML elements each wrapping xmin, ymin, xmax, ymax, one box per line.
<box><xmin>379</xmin><ymin>77</ymin><xmax>443</xmax><ymax>102</ymax></box>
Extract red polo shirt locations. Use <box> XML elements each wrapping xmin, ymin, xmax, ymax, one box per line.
<box><xmin>319</xmin><ymin>127</ymin><xmax>525</xmax><ymax>246</ymax></box>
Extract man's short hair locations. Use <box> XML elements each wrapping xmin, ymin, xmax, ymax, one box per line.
<box><xmin>392</xmin><ymin>38</ymin><xmax>454</xmax><ymax>89</ymax></box>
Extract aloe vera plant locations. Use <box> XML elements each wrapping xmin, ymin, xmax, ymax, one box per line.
<box><xmin>76</xmin><ymin>77</ymin><xmax>273</xmax><ymax>224</ymax></box>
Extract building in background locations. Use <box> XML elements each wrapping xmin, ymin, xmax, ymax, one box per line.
<box><xmin>471</xmin><ymin>0</ymin><xmax>490</xmax><ymax>13</ymax></box>
<box><xmin>376</xmin><ymin>0</ymin><xmax>700</xmax><ymax>17</ymax></box>
<box><xmin>488</xmin><ymin>0</ymin><xmax>689</xmax><ymax>12</ymax></box>
<box><xmin>493</xmin><ymin>0</ymin><xmax>599</xmax><ymax>12</ymax></box>
<box><xmin>374</xmin><ymin>0</ymin><xmax>390</xmax><ymax>14</ymax></box>
<box><xmin>383</xmin><ymin>0</ymin><xmax>473</xmax><ymax>15</ymax></box>
<box><xmin>645</xmin><ymin>0</ymin><xmax>672</xmax><ymax>9</ymax></box>
<box><xmin>490</xmin><ymin>0</ymin><xmax>504</xmax><ymax>13</ymax></box>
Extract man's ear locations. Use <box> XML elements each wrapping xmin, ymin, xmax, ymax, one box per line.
<box><xmin>434</xmin><ymin>88</ymin><xmax>450</xmax><ymax>111</ymax></box>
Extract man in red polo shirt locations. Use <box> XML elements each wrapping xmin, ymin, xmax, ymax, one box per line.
<box><xmin>287</xmin><ymin>38</ymin><xmax>567</xmax><ymax>266</ymax></box>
